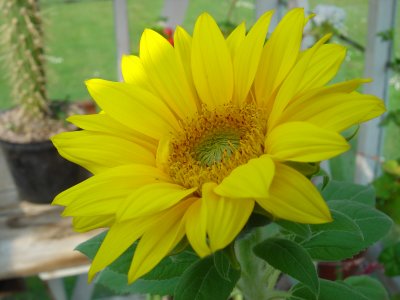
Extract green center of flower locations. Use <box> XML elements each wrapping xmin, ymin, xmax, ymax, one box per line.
<box><xmin>194</xmin><ymin>130</ymin><xmax>240</xmax><ymax>166</ymax></box>
<box><xmin>167</xmin><ymin>104</ymin><xmax>266</xmax><ymax>190</ymax></box>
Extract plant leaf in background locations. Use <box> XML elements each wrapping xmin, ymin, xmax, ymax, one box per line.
<box><xmin>290</xmin><ymin>276</ymin><xmax>389</xmax><ymax>300</ymax></box>
<box><xmin>254</xmin><ymin>237</ymin><xmax>319</xmax><ymax>295</ymax></box>
<box><xmin>321</xmin><ymin>180</ymin><xmax>376</xmax><ymax>206</ymax></box>
<box><xmin>77</xmin><ymin>232</ymin><xmax>199</xmax><ymax>296</ymax></box>
<box><xmin>174</xmin><ymin>254</ymin><xmax>241</xmax><ymax>300</ymax></box>
<box><xmin>277</xmin><ymin>182</ymin><xmax>392</xmax><ymax>261</ymax></box>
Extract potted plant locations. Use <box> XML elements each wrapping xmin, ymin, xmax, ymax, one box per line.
<box><xmin>0</xmin><ymin>0</ymin><xmax>88</xmax><ymax>204</ymax></box>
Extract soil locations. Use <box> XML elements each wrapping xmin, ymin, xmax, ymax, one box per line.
<box><xmin>0</xmin><ymin>102</ymin><xmax>90</xmax><ymax>143</ymax></box>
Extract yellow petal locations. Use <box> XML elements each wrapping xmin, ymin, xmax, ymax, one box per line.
<box><xmin>184</xmin><ymin>198</ymin><xmax>211</xmax><ymax>257</ymax></box>
<box><xmin>232</xmin><ymin>11</ymin><xmax>273</xmax><ymax>104</ymax></box>
<box><xmin>215</xmin><ymin>155</ymin><xmax>275</xmax><ymax>199</ymax></box>
<box><xmin>140</xmin><ymin>29</ymin><xmax>198</xmax><ymax>118</ymax></box>
<box><xmin>202</xmin><ymin>182</ymin><xmax>254</xmax><ymax>252</ymax></box>
<box><xmin>121</xmin><ymin>55</ymin><xmax>151</xmax><ymax>90</ymax></box>
<box><xmin>256</xmin><ymin>162</ymin><xmax>332</xmax><ymax>223</ymax></box>
<box><xmin>192</xmin><ymin>13</ymin><xmax>233</xmax><ymax>108</ymax></box>
<box><xmin>280</xmin><ymin>93</ymin><xmax>386</xmax><ymax>132</ymax></box>
<box><xmin>268</xmin><ymin>34</ymin><xmax>332</xmax><ymax>128</ymax></box>
<box><xmin>254</xmin><ymin>8</ymin><xmax>305</xmax><ymax>106</ymax></box>
<box><xmin>117</xmin><ymin>183</ymin><xmax>197</xmax><ymax>221</ymax></box>
<box><xmin>89</xmin><ymin>216</ymin><xmax>156</xmax><ymax>281</ymax></box>
<box><xmin>128</xmin><ymin>198</ymin><xmax>195</xmax><ymax>282</ymax></box>
<box><xmin>226</xmin><ymin>22</ymin><xmax>246</xmax><ymax>61</ymax></box>
<box><xmin>56</xmin><ymin>164</ymin><xmax>170</xmax><ymax>216</ymax></box>
<box><xmin>156</xmin><ymin>136</ymin><xmax>170</xmax><ymax>171</ymax></box>
<box><xmin>288</xmin><ymin>78</ymin><xmax>372</xmax><ymax>107</ymax></box>
<box><xmin>86</xmin><ymin>79</ymin><xmax>180</xmax><ymax>140</ymax></box>
<box><xmin>174</xmin><ymin>26</ymin><xmax>201</xmax><ymax>110</ymax></box>
<box><xmin>52</xmin><ymin>130</ymin><xmax>155</xmax><ymax>174</ymax></box>
<box><xmin>295</xmin><ymin>44</ymin><xmax>346</xmax><ymax>93</ymax></box>
<box><xmin>67</xmin><ymin>113</ymin><xmax>157</xmax><ymax>153</ymax></box>
<box><xmin>72</xmin><ymin>215</ymin><xmax>115</xmax><ymax>232</ymax></box>
<box><xmin>266</xmin><ymin>121</ymin><xmax>350</xmax><ymax>162</ymax></box>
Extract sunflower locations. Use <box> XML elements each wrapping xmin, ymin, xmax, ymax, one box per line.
<box><xmin>52</xmin><ymin>8</ymin><xmax>385</xmax><ymax>283</ymax></box>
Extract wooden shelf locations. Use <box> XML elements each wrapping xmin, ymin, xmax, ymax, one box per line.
<box><xmin>0</xmin><ymin>190</ymin><xmax>101</xmax><ymax>279</ymax></box>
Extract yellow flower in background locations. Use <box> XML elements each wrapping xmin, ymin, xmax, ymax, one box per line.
<box><xmin>52</xmin><ymin>8</ymin><xmax>385</xmax><ymax>283</ymax></box>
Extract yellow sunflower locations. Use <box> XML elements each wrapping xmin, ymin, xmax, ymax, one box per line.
<box><xmin>52</xmin><ymin>8</ymin><xmax>385</xmax><ymax>283</ymax></box>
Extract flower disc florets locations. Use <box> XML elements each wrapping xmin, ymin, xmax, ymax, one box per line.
<box><xmin>168</xmin><ymin>103</ymin><xmax>266</xmax><ymax>189</ymax></box>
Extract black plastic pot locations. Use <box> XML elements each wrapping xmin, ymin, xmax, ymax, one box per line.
<box><xmin>0</xmin><ymin>139</ymin><xmax>88</xmax><ymax>204</ymax></box>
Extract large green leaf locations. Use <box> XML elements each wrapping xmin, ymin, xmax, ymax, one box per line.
<box><xmin>254</xmin><ymin>238</ymin><xmax>319</xmax><ymax>295</ymax></box>
<box><xmin>75</xmin><ymin>231</ymin><xmax>107</xmax><ymax>259</ymax></box>
<box><xmin>174</xmin><ymin>255</ymin><xmax>240</xmax><ymax>300</ymax></box>
<box><xmin>77</xmin><ymin>231</ymin><xmax>200</xmax><ymax>296</ymax></box>
<box><xmin>300</xmin><ymin>209</ymin><xmax>365</xmax><ymax>260</ymax></box>
<box><xmin>279</xmin><ymin>199</ymin><xmax>392</xmax><ymax>261</ymax></box>
<box><xmin>96</xmin><ymin>250</ymin><xmax>198</xmax><ymax>295</ymax></box>
<box><xmin>328</xmin><ymin>200</ymin><xmax>392</xmax><ymax>250</ymax></box>
<box><xmin>96</xmin><ymin>268</ymin><xmax>179</xmax><ymax>296</ymax></box>
<box><xmin>321</xmin><ymin>180</ymin><xmax>375</xmax><ymax>206</ymax></box>
<box><xmin>290</xmin><ymin>276</ymin><xmax>388</xmax><ymax>300</ymax></box>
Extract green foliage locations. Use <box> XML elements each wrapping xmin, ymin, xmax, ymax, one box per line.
<box><xmin>377</xmin><ymin>29</ymin><xmax>394</xmax><ymax>41</ymax></box>
<box><xmin>76</xmin><ymin>181</ymin><xmax>392</xmax><ymax>299</ymax></box>
<box><xmin>254</xmin><ymin>238</ymin><xmax>319</xmax><ymax>295</ymax></box>
<box><xmin>76</xmin><ymin>232</ymin><xmax>199</xmax><ymax>296</ymax></box>
<box><xmin>278</xmin><ymin>182</ymin><xmax>392</xmax><ymax>262</ymax></box>
<box><xmin>373</xmin><ymin>163</ymin><xmax>400</xmax><ymax>223</ymax></box>
<box><xmin>174</xmin><ymin>254</ymin><xmax>240</xmax><ymax>300</ymax></box>
<box><xmin>379</xmin><ymin>241</ymin><xmax>400</xmax><ymax>276</ymax></box>
<box><xmin>380</xmin><ymin>109</ymin><xmax>400</xmax><ymax>127</ymax></box>
<box><xmin>290</xmin><ymin>276</ymin><xmax>389</xmax><ymax>300</ymax></box>
<box><xmin>321</xmin><ymin>179</ymin><xmax>375</xmax><ymax>206</ymax></box>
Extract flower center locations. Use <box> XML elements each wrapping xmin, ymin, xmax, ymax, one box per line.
<box><xmin>167</xmin><ymin>104</ymin><xmax>266</xmax><ymax>190</ymax></box>
<box><xmin>194</xmin><ymin>129</ymin><xmax>240</xmax><ymax>166</ymax></box>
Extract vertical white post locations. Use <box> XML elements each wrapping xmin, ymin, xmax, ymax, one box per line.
<box><xmin>113</xmin><ymin>0</ymin><xmax>130</xmax><ymax>81</ymax></box>
<box><xmin>161</xmin><ymin>0</ymin><xmax>189</xmax><ymax>29</ymax></box>
<box><xmin>255</xmin><ymin>0</ymin><xmax>284</xmax><ymax>30</ymax></box>
<box><xmin>354</xmin><ymin>0</ymin><xmax>397</xmax><ymax>184</ymax></box>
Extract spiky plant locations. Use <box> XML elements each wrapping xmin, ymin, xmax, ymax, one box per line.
<box><xmin>0</xmin><ymin>0</ymin><xmax>49</xmax><ymax>126</ymax></box>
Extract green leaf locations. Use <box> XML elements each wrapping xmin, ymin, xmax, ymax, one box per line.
<box><xmin>77</xmin><ymin>232</ymin><xmax>200</xmax><ymax>296</ymax></box>
<box><xmin>329</xmin><ymin>200</ymin><xmax>392</xmax><ymax>250</ymax></box>
<box><xmin>174</xmin><ymin>255</ymin><xmax>240</xmax><ymax>300</ymax></box>
<box><xmin>321</xmin><ymin>181</ymin><xmax>375</xmax><ymax>206</ymax></box>
<box><xmin>290</xmin><ymin>276</ymin><xmax>388</xmax><ymax>300</ymax></box>
<box><xmin>97</xmin><ymin>250</ymin><xmax>199</xmax><ymax>296</ymax></box>
<box><xmin>344</xmin><ymin>276</ymin><xmax>389</xmax><ymax>299</ymax></box>
<box><xmin>97</xmin><ymin>268</ymin><xmax>179</xmax><ymax>296</ymax></box>
<box><xmin>379</xmin><ymin>241</ymin><xmax>400</xmax><ymax>276</ymax></box>
<box><xmin>300</xmin><ymin>209</ymin><xmax>365</xmax><ymax>260</ymax></box>
<box><xmin>295</xmin><ymin>201</ymin><xmax>392</xmax><ymax>261</ymax></box>
<box><xmin>213</xmin><ymin>251</ymin><xmax>231</xmax><ymax>280</ymax></box>
<box><xmin>277</xmin><ymin>220</ymin><xmax>311</xmax><ymax>239</ymax></box>
<box><xmin>75</xmin><ymin>231</ymin><xmax>107</xmax><ymax>259</ymax></box>
<box><xmin>253</xmin><ymin>238</ymin><xmax>319</xmax><ymax>295</ymax></box>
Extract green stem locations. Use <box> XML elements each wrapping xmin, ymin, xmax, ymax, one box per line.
<box><xmin>267</xmin><ymin>270</ymin><xmax>281</xmax><ymax>290</ymax></box>
<box><xmin>235</xmin><ymin>226</ymin><xmax>292</xmax><ymax>300</ymax></box>
<box><xmin>265</xmin><ymin>290</ymin><xmax>292</xmax><ymax>300</ymax></box>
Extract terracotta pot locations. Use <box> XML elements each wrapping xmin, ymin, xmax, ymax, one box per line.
<box><xmin>318</xmin><ymin>251</ymin><xmax>366</xmax><ymax>280</ymax></box>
